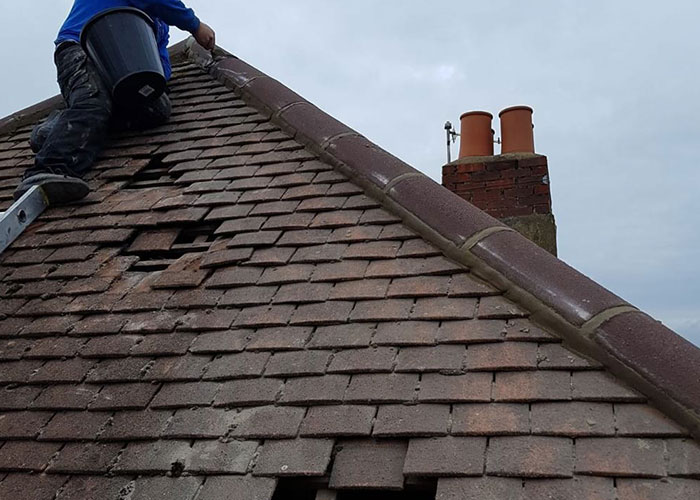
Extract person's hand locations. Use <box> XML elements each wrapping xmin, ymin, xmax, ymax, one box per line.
<box><xmin>194</xmin><ymin>22</ymin><xmax>216</xmax><ymax>50</ymax></box>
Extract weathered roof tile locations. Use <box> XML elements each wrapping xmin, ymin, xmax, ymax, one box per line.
<box><xmin>0</xmin><ymin>411</ymin><xmax>52</xmax><ymax>440</ymax></box>
<box><xmin>149</xmin><ymin>381</ymin><xmax>219</xmax><ymax>409</ymax></box>
<box><xmin>163</xmin><ymin>407</ymin><xmax>233</xmax><ymax>438</ymax></box>
<box><xmin>188</xmin><ymin>330</ymin><xmax>249</xmax><ymax>353</ymax></box>
<box><xmin>54</xmin><ymin>476</ymin><xmax>130</xmax><ymax>500</ymax></box>
<box><xmin>279</xmin><ymin>375</ymin><xmax>349</xmax><ymax>405</ymax></box>
<box><xmin>187</xmin><ymin>439</ymin><xmax>258</xmax><ymax>474</ymax></box>
<box><xmin>0</xmin><ymin>473</ymin><xmax>67</xmax><ymax>500</ymax></box>
<box><xmin>465</xmin><ymin>342</ymin><xmax>538</xmax><ymax>371</ymax></box>
<box><xmin>452</xmin><ymin>403</ymin><xmax>529</xmax><ymax>436</ymax></box>
<box><xmin>438</xmin><ymin>319</ymin><xmax>506</xmax><ymax>344</ymax></box>
<box><xmin>230</xmin><ymin>406</ymin><xmax>305</xmax><ymax>438</ymax></box>
<box><xmin>522</xmin><ymin>477</ymin><xmax>616</xmax><ymax>500</ymax></box>
<box><xmin>572</xmin><ymin>371</ymin><xmax>645</xmax><ymax>402</ymax></box>
<box><xmin>418</xmin><ymin>373</ymin><xmax>492</xmax><ymax>403</ymax></box>
<box><xmin>350</xmin><ymin>299</ymin><xmax>413</xmax><ymax>322</ymax></box>
<box><xmin>374</xmin><ymin>321</ymin><xmax>438</xmax><ymax>346</ymax></box>
<box><xmin>246</xmin><ymin>326</ymin><xmax>313</xmax><ymax>350</ymax></box>
<box><xmin>403</xmin><ymin>436</ymin><xmax>486</xmax><ymax>477</ymax></box>
<box><xmin>307</xmin><ymin>323</ymin><xmax>374</xmax><ymax>349</ymax></box>
<box><xmin>196</xmin><ymin>475</ymin><xmax>276</xmax><ymax>500</ymax></box>
<box><xmin>300</xmin><ymin>405</ymin><xmax>375</xmax><ymax>437</ymax></box>
<box><xmin>327</xmin><ymin>347</ymin><xmax>397</xmax><ymax>374</ymax></box>
<box><xmin>667</xmin><ymin>438</ymin><xmax>700</xmax><ymax>477</ymax></box>
<box><xmin>436</xmin><ymin>477</ymin><xmax>523</xmax><ymax>500</ymax></box>
<box><xmin>616</xmin><ymin>478</ymin><xmax>700</xmax><ymax>500</ymax></box>
<box><xmin>215</xmin><ymin>377</ymin><xmax>283</xmax><ymax>407</ymax></box>
<box><xmin>232</xmin><ymin>304</ymin><xmax>293</xmax><ymax>328</ymax></box>
<box><xmin>264</xmin><ymin>350</ymin><xmax>331</xmax><ymax>377</ymax></box>
<box><xmin>290</xmin><ymin>301</ymin><xmax>353</xmax><ymax>325</ymax></box>
<box><xmin>614</xmin><ymin>404</ymin><xmax>688</xmax><ymax>437</ymax></box>
<box><xmin>493</xmin><ymin>371</ymin><xmax>571</xmax><ymax>402</ymax></box>
<box><xmin>328</xmin><ymin>279</ymin><xmax>389</xmax><ymax>301</ymax></box>
<box><xmin>575</xmin><ymin>438</ymin><xmax>666</xmax><ymax>477</ymax></box>
<box><xmin>99</xmin><ymin>410</ymin><xmax>170</xmax><ymax>441</ymax></box>
<box><xmin>47</xmin><ymin>442</ymin><xmax>122</xmax><ymax>474</ymax></box>
<box><xmin>89</xmin><ymin>383</ymin><xmax>158</xmax><ymax>410</ymax></box>
<box><xmin>113</xmin><ymin>440</ymin><xmax>193</xmax><ymax>474</ymax></box>
<box><xmin>487</xmin><ymin>436</ymin><xmax>574</xmax><ymax>478</ymax></box>
<box><xmin>0</xmin><ymin>440</ymin><xmax>61</xmax><ymax>471</ymax></box>
<box><xmin>33</xmin><ymin>358</ymin><xmax>94</xmax><ymax>384</ymax></box>
<box><xmin>31</xmin><ymin>385</ymin><xmax>99</xmax><ymax>410</ymax></box>
<box><xmin>39</xmin><ymin>411</ymin><xmax>108</xmax><ymax>441</ymax></box>
<box><xmin>395</xmin><ymin>345</ymin><xmax>465</xmax><ymax>373</ymax></box>
<box><xmin>329</xmin><ymin>439</ymin><xmax>407</xmax><ymax>490</ymax></box>
<box><xmin>203</xmin><ymin>352</ymin><xmax>269</xmax><ymax>380</ymax></box>
<box><xmin>373</xmin><ymin>404</ymin><xmax>450</xmax><ymax>437</ymax></box>
<box><xmin>345</xmin><ymin>373</ymin><xmax>418</xmax><ymax>404</ymax></box>
<box><xmin>537</xmin><ymin>343</ymin><xmax>600</xmax><ymax>369</ymax></box>
<box><xmin>254</xmin><ymin>438</ymin><xmax>334</xmax><ymax>476</ymax></box>
<box><xmin>129</xmin><ymin>477</ymin><xmax>204</xmax><ymax>500</ymax></box>
<box><xmin>412</xmin><ymin>297</ymin><xmax>477</xmax><ymax>321</ymax></box>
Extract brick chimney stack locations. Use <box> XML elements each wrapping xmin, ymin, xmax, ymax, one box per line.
<box><xmin>442</xmin><ymin>106</ymin><xmax>557</xmax><ymax>255</ymax></box>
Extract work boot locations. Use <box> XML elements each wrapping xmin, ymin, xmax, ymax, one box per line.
<box><xmin>29</xmin><ymin>110</ymin><xmax>63</xmax><ymax>154</ymax></box>
<box><xmin>14</xmin><ymin>168</ymin><xmax>90</xmax><ymax>205</ymax></box>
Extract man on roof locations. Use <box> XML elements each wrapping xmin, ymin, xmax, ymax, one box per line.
<box><xmin>14</xmin><ymin>0</ymin><xmax>215</xmax><ymax>204</ymax></box>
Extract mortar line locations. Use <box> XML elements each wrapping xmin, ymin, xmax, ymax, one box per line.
<box><xmin>459</xmin><ymin>226</ymin><xmax>514</xmax><ymax>252</ymax></box>
<box><xmin>382</xmin><ymin>172</ymin><xmax>423</xmax><ymax>193</ymax></box>
<box><xmin>580</xmin><ymin>305</ymin><xmax>639</xmax><ymax>337</ymax></box>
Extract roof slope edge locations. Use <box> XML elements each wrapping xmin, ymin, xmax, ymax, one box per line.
<box><xmin>0</xmin><ymin>42</ymin><xmax>195</xmax><ymax>136</ymax></box>
<box><xmin>0</xmin><ymin>95</ymin><xmax>63</xmax><ymax>137</ymax></box>
<box><xmin>176</xmin><ymin>38</ymin><xmax>700</xmax><ymax>436</ymax></box>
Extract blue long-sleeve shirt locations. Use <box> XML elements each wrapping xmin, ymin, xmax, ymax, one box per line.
<box><xmin>56</xmin><ymin>0</ymin><xmax>200</xmax><ymax>79</ymax></box>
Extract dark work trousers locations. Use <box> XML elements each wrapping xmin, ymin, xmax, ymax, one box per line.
<box><xmin>29</xmin><ymin>43</ymin><xmax>171</xmax><ymax>179</ymax></box>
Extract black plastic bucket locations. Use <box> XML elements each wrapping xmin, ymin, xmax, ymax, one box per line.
<box><xmin>80</xmin><ymin>7</ymin><xmax>166</xmax><ymax>107</ymax></box>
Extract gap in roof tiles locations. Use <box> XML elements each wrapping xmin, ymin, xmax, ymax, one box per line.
<box><xmin>171</xmin><ymin>223</ymin><xmax>219</xmax><ymax>249</ymax></box>
<box><xmin>123</xmin><ymin>154</ymin><xmax>176</xmax><ymax>189</ymax></box>
<box><xmin>123</xmin><ymin>221</ymin><xmax>219</xmax><ymax>274</ymax></box>
<box><xmin>270</xmin><ymin>478</ymin><xmax>438</xmax><ymax>500</ymax></box>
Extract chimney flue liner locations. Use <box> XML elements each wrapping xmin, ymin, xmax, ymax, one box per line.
<box><xmin>458</xmin><ymin>111</ymin><xmax>494</xmax><ymax>158</ymax></box>
<box><xmin>499</xmin><ymin>105</ymin><xmax>535</xmax><ymax>154</ymax></box>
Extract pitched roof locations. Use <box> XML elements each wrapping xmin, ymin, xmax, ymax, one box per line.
<box><xmin>0</xmin><ymin>38</ymin><xmax>698</xmax><ymax>499</ymax></box>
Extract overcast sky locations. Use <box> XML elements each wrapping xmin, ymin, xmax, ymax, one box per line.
<box><xmin>2</xmin><ymin>1</ymin><xmax>698</xmax><ymax>346</ymax></box>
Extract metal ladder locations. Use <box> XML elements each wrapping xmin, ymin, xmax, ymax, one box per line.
<box><xmin>0</xmin><ymin>186</ymin><xmax>49</xmax><ymax>254</ymax></box>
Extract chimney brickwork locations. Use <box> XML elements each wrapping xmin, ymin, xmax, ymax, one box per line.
<box><xmin>442</xmin><ymin>154</ymin><xmax>551</xmax><ymax>219</ymax></box>
<box><xmin>443</xmin><ymin>153</ymin><xmax>557</xmax><ymax>255</ymax></box>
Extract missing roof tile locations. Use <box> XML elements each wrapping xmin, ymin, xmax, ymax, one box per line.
<box><xmin>271</xmin><ymin>479</ymin><xmax>318</xmax><ymax>500</ymax></box>
<box><xmin>123</xmin><ymin>154</ymin><xmax>176</xmax><ymax>189</ymax></box>
<box><xmin>125</xmin><ymin>223</ymin><xmax>218</xmax><ymax>273</ymax></box>
<box><xmin>271</xmin><ymin>479</ymin><xmax>437</xmax><ymax>500</ymax></box>
<box><xmin>171</xmin><ymin>223</ymin><xmax>218</xmax><ymax>251</ymax></box>
<box><xmin>129</xmin><ymin>258</ymin><xmax>175</xmax><ymax>273</ymax></box>
<box><xmin>337</xmin><ymin>489</ymin><xmax>436</xmax><ymax>500</ymax></box>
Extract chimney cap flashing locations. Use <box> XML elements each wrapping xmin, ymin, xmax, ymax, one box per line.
<box><xmin>460</xmin><ymin>110</ymin><xmax>493</xmax><ymax>120</ymax></box>
<box><xmin>446</xmin><ymin>152</ymin><xmax>545</xmax><ymax>166</ymax></box>
<box><xmin>499</xmin><ymin>105</ymin><xmax>533</xmax><ymax>117</ymax></box>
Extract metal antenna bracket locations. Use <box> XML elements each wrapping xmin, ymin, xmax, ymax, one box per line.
<box><xmin>444</xmin><ymin>121</ymin><xmax>460</xmax><ymax>163</ymax></box>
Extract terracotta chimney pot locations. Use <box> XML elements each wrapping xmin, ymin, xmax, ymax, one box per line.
<box><xmin>499</xmin><ymin>105</ymin><xmax>535</xmax><ymax>154</ymax></box>
<box><xmin>458</xmin><ymin>111</ymin><xmax>494</xmax><ymax>158</ymax></box>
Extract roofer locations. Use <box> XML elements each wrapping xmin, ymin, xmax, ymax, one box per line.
<box><xmin>14</xmin><ymin>0</ymin><xmax>215</xmax><ymax>204</ymax></box>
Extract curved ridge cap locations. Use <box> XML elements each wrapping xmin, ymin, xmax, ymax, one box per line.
<box><xmin>181</xmin><ymin>41</ymin><xmax>700</xmax><ymax>436</ymax></box>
